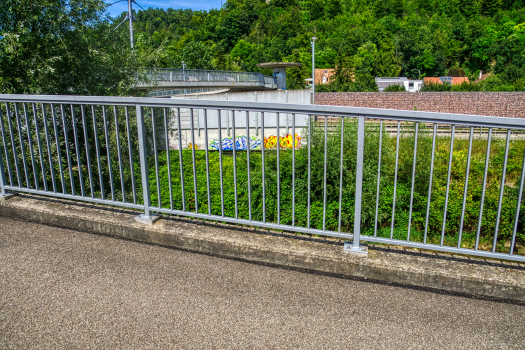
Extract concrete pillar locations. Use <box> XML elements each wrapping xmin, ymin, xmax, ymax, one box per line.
<box><xmin>273</xmin><ymin>67</ymin><xmax>287</xmax><ymax>90</ymax></box>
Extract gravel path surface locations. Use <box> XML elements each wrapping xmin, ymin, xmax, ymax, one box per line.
<box><xmin>1</xmin><ymin>217</ymin><xmax>524</xmax><ymax>349</ymax></box>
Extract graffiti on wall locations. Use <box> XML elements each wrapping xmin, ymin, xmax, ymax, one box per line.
<box><xmin>209</xmin><ymin>134</ymin><xmax>302</xmax><ymax>150</ymax></box>
<box><xmin>210</xmin><ymin>136</ymin><xmax>263</xmax><ymax>150</ymax></box>
<box><xmin>264</xmin><ymin>134</ymin><xmax>301</xmax><ymax>149</ymax></box>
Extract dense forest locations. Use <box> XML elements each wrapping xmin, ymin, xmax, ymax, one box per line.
<box><xmin>1</xmin><ymin>0</ymin><xmax>524</xmax><ymax>94</ymax></box>
<box><xmin>128</xmin><ymin>0</ymin><xmax>525</xmax><ymax>91</ymax></box>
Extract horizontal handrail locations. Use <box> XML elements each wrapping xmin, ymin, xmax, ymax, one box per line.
<box><xmin>1</xmin><ymin>94</ymin><xmax>525</xmax><ymax>130</ymax></box>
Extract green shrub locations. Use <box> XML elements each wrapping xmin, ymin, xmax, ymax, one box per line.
<box><xmin>146</xmin><ymin>121</ymin><xmax>525</xmax><ymax>254</ymax></box>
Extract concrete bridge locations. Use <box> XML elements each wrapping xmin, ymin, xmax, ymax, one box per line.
<box><xmin>134</xmin><ymin>68</ymin><xmax>278</xmax><ymax>92</ymax></box>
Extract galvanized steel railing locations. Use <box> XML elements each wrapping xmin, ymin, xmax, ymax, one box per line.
<box><xmin>1</xmin><ymin>94</ymin><xmax>525</xmax><ymax>262</ymax></box>
<box><xmin>144</xmin><ymin>68</ymin><xmax>273</xmax><ymax>84</ymax></box>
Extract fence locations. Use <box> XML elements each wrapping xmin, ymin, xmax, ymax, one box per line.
<box><xmin>144</xmin><ymin>68</ymin><xmax>273</xmax><ymax>84</ymax></box>
<box><xmin>1</xmin><ymin>94</ymin><xmax>525</xmax><ymax>262</ymax></box>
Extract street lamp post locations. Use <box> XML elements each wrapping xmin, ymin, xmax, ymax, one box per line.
<box><xmin>311</xmin><ymin>37</ymin><xmax>317</xmax><ymax>105</ymax></box>
<box><xmin>182</xmin><ymin>61</ymin><xmax>186</xmax><ymax>81</ymax></box>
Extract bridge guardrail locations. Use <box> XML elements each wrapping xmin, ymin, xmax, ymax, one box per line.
<box><xmin>1</xmin><ymin>94</ymin><xmax>525</xmax><ymax>262</ymax></box>
<box><xmin>144</xmin><ymin>68</ymin><xmax>273</xmax><ymax>85</ymax></box>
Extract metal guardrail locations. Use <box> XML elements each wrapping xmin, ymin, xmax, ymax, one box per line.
<box><xmin>1</xmin><ymin>94</ymin><xmax>525</xmax><ymax>262</ymax></box>
<box><xmin>144</xmin><ymin>68</ymin><xmax>274</xmax><ymax>85</ymax></box>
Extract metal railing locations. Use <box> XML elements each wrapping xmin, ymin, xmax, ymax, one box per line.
<box><xmin>147</xmin><ymin>89</ymin><xmax>219</xmax><ymax>97</ymax></box>
<box><xmin>144</xmin><ymin>68</ymin><xmax>273</xmax><ymax>85</ymax></box>
<box><xmin>1</xmin><ymin>94</ymin><xmax>525</xmax><ymax>262</ymax></box>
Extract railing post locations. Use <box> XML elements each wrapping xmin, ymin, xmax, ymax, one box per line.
<box><xmin>0</xmin><ymin>147</ymin><xmax>7</xmax><ymax>198</ymax></box>
<box><xmin>135</xmin><ymin>104</ymin><xmax>159</xmax><ymax>223</ymax></box>
<box><xmin>345</xmin><ymin>115</ymin><xmax>368</xmax><ymax>255</ymax></box>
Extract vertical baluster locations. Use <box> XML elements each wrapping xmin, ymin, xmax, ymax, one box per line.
<box><xmin>246</xmin><ymin>111</ymin><xmax>252</xmax><ymax>221</ymax></box>
<box><xmin>307</xmin><ymin>114</ymin><xmax>311</xmax><ymax>229</ymax></box>
<box><xmin>71</xmin><ymin>105</ymin><xmax>85</xmax><ymax>197</ymax></box>
<box><xmin>261</xmin><ymin>112</ymin><xmax>266</xmax><ymax>223</ymax></box>
<box><xmin>92</xmin><ymin>106</ymin><xmax>105</xmax><ymax>199</ymax></box>
<box><xmin>390</xmin><ymin>121</ymin><xmax>401</xmax><ymax>240</ymax></box>
<box><xmin>232</xmin><ymin>110</ymin><xmax>238</xmax><ymax>219</ymax></box>
<box><xmin>374</xmin><ymin>120</ymin><xmax>383</xmax><ymax>237</ymax></box>
<box><xmin>23</xmin><ymin>104</ymin><xmax>39</xmax><ymax>190</ymax></box>
<box><xmin>125</xmin><ymin>107</ymin><xmax>137</xmax><ymax>204</ymax></box>
<box><xmin>32</xmin><ymin>104</ymin><xmax>47</xmax><ymax>191</ymax></box>
<box><xmin>5</xmin><ymin>103</ymin><xmax>21</xmax><ymax>188</ymax></box>
<box><xmin>151</xmin><ymin>108</ymin><xmax>161</xmax><ymax>207</ymax></box>
<box><xmin>492</xmin><ymin>129</ymin><xmax>511</xmax><ymax>253</ymax></box>
<box><xmin>177</xmin><ymin>108</ymin><xmax>186</xmax><ymax>211</ymax></box>
<box><xmin>42</xmin><ymin>105</ymin><xmax>57</xmax><ymax>193</ymax></box>
<box><xmin>322</xmin><ymin>115</ymin><xmax>328</xmax><ymax>230</ymax></box>
<box><xmin>51</xmin><ymin>104</ymin><xmax>66</xmax><ymax>193</ymax></box>
<box><xmin>82</xmin><ymin>106</ymin><xmax>94</xmax><ymax>198</ymax></box>
<box><xmin>457</xmin><ymin>127</ymin><xmax>474</xmax><ymax>248</ymax></box>
<box><xmin>14</xmin><ymin>104</ymin><xmax>30</xmax><ymax>188</ymax></box>
<box><xmin>103</xmin><ymin>106</ymin><xmax>115</xmax><ymax>201</ymax></box>
<box><xmin>0</xmin><ymin>104</ymin><xmax>14</xmax><ymax>187</ymax></box>
<box><xmin>164</xmin><ymin>108</ymin><xmax>173</xmax><ymax>210</ymax></box>
<box><xmin>204</xmin><ymin>109</ymin><xmax>211</xmax><ymax>216</ymax></box>
<box><xmin>113</xmin><ymin>106</ymin><xmax>125</xmax><ymax>202</ymax></box>
<box><xmin>440</xmin><ymin>125</ymin><xmax>455</xmax><ymax>246</ymax></box>
<box><xmin>475</xmin><ymin>128</ymin><xmax>492</xmax><ymax>250</ymax></box>
<box><xmin>60</xmin><ymin>105</ymin><xmax>75</xmax><ymax>195</ymax></box>
<box><xmin>277</xmin><ymin>112</ymin><xmax>281</xmax><ymax>225</ymax></box>
<box><xmin>190</xmin><ymin>108</ymin><xmax>198</xmax><ymax>213</ymax></box>
<box><xmin>510</xmin><ymin>144</ymin><xmax>525</xmax><ymax>256</ymax></box>
<box><xmin>407</xmin><ymin>123</ymin><xmax>419</xmax><ymax>242</ymax></box>
<box><xmin>0</xmin><ymin>105</ymin><xmax>11</xmax><ymax>195</ymax></box>
<box><xmin>218</xmin><ymin>110</ymin><xmax>224</xmax><ymax>217</ymax></box>
<box><xmin>424</xmin><ymin>124</ymin><xmax>437</xmax><ymax>244</ymax></box>
<box><xmin>338</xmin><ymin>117</ymin><xmax>344</xmax><ymax>233</ymax></box>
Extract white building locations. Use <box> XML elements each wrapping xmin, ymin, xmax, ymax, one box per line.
<box><xmin>375</xmin><ymin>77</ymin><xmax>423</xmax><ymax>92</ymax></box>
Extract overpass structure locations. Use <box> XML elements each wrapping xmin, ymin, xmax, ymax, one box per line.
<box><xmin>134</xmin><ymin>68</ymin><xmax>278</xmax><ymax>92</ymax></box>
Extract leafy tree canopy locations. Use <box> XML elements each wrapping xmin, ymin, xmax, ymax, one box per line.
<box><xmin>0</xmin><ymin>0</ymin><xmax>151</xmax><ymax>95</ymax></box>
<box><xmin>2</xmin><ymin>0</ymin><xmax>525</xmax><ymax>94</ymax></box>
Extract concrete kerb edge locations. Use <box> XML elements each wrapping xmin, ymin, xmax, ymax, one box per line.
<box><xmin>1</xmin><ymin>194</ymin><xmax>524</xmax><ymax>304</ymax></box>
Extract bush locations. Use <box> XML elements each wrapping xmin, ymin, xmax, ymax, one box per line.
<box><xmin>147</xmin><ymin>121</ymin><xmax>525</xmax><ymax>254</ymax></box>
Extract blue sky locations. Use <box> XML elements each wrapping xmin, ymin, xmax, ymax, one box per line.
<box><xmin>105</xmin><ymin>0</ymin><xmax>224</xmax><ymax>18</ymax></box>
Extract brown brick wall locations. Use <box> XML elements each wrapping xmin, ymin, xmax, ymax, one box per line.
<box><xmin>316</xmin><ymin>92</ymin><xmax>525</xmax><ymax>118</ymax></box>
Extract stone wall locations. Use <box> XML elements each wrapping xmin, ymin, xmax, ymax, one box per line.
<box><xmin>316</xmin><ymin>92</ymin><xmax>525</xmax><ymax>118</ymax></box>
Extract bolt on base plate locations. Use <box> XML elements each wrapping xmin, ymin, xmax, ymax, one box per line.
<box><xmin>135</xmin><ymin>213</ymin><xmax>161</xmax><ymax>225</ymax></box>
<box><xmin>343</xmin><ymin>241</ymin><xmax>368</xmax><ymax>256</ymax></box>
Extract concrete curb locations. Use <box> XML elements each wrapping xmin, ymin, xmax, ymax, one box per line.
<box><xmin>1</xmin><ymin>194</ymin><xmax>525</xmax><ymax>302</ymax></box>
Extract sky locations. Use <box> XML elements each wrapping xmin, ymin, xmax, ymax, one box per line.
<box><xmin>105</xmin><ymin>0</ymin><xmax>224</xmax><ymax>18</ymax></box>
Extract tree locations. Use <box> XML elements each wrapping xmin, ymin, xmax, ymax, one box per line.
<box><xmin>179</xmin><ymin>41</ymin><xmax>214</xmax><ymax>69</ymax></box>
<box><xmin>325</xmin><ymin>0</ymin><xmax>342</xmax><ymax>18</ymax></box>
<box><xmin>0</xmin><ymin>0</ymin><xmax>141</xmax><ymax>96</ymax></box>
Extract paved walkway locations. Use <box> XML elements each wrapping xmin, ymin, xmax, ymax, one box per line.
<box><xmin>1</xmin><ymin>217</ymin><xmax>524</xmax><ymax>349</ymax></box>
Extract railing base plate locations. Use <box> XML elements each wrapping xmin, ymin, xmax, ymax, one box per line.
<box><xmin>344</xmin><ymin>242</ymin><xmax>368</xmax><ymax>256</ymax></box>
<box><xmin>0</xmin><ymin>193</ymin><xmax>16</xmax><ymax>201</ymax></box>
<box><xmin>135</xmin><ymin>213</ymin><xmax>161</xmax><ymax>225</ymax></box>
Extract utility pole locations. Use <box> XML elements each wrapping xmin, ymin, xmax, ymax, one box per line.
<box><xmin>311</xmin><ymin>37</ymin><xmax>317</xmax><ymax>105</ymax></box>
<box><xmin>128</xmin><ymin>0</ymin><xmax>134</xmax><ymax>48</ymax></box>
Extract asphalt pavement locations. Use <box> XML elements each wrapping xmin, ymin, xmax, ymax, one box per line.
<box><xmin>1</xmin><ymin>217</ymin><xmax>524</xmax><ymax>349</ymax></box>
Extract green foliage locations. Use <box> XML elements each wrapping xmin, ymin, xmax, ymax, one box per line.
<box><xmin>122</xmin><ymin>0</ymin><xmax>525</xmax><ymax>91</ymax></box>
<box><xmin>3</xmin><ymin>0</ymin><xmax>525</xmax><ymax>94</ymax></box>
<box><xmin>142</xmin><ymin>122</ymin><xmax>525</xmax><ymax>254</ymax></box>
<box><xmin>384</xmin><ymin>84</ymin><xmax>406</xmax><ymax>92</ymax></box>
<box><xmin>0</xmin><ymin>0</ymin><xmax>143</xmax><ymax>95</ymax></box>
